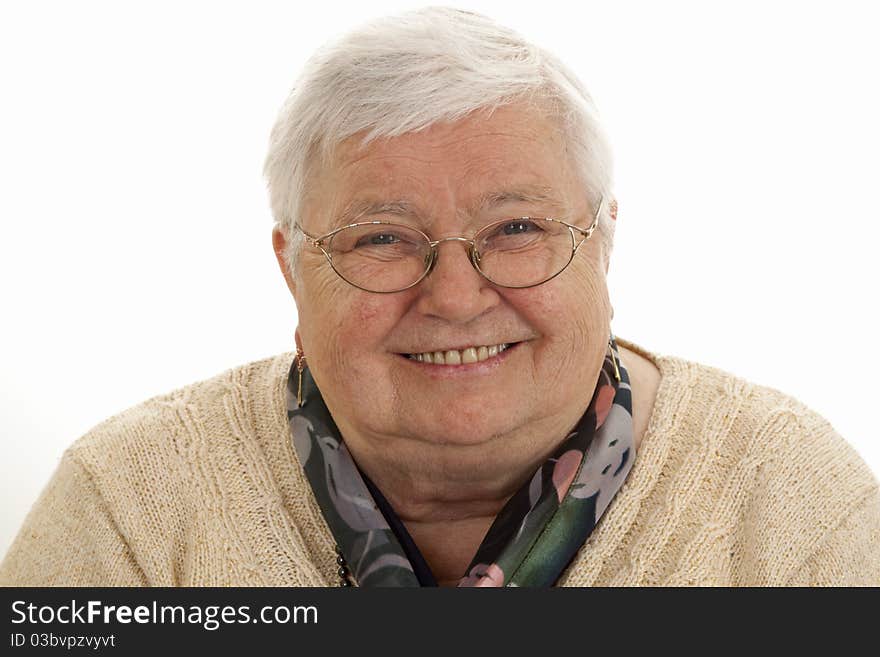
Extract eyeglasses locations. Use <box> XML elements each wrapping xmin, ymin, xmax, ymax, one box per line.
<box><xmin>294</xmin><ymin>197</ymin><xmax>603</xmax><ymax>294</ymax></box>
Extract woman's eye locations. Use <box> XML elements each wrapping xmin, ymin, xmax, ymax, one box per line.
<box><xmin>502</xmin><ymin>220</ymin><xmax>538</xmax><ymax>235</ymax></box>
<box><xmin>357</xmin><ymin>232</ymin><xmax>401</xmax><ymax>246</ymax></box>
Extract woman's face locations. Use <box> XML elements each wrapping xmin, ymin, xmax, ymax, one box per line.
<box><xmin>282</xmin><ymin>103</ymin><xmax>612</xmax><ymax>455</ymax></box>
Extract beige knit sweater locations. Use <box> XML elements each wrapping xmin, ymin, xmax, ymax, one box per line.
<box><xmin>2</xmin><ymin>337</ymin><xmax>879</xmax><ymax>586</ymax></box>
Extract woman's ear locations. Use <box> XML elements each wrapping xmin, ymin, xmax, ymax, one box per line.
<box><xmin>272</xmin><ymin>226</ymin><xmax>297</xmax><ymax>298</ymax></box>
<box><xmin>604</xmin><ymin>198</ymin><xmax>618</xmax><ymax>276</ymax></box>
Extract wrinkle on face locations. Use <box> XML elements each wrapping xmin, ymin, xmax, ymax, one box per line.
<box><xmin>289</xmin><ymin>102</ymin><xmax>614</xmax><ymax>517</ymax></box>
<box><xmin>315</xmin><ymin>117</ymin><xmax>584</xmax><ymax>238</ymax></box>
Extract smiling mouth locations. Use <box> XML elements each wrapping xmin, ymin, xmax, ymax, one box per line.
<box><xmin>400</xmin><ymin>342</ymin><xmax>519</xmax><ymax>366</ymax></box>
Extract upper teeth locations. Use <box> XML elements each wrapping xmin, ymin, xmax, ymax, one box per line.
<box><xmin>407</xmin><ymin>343</ymin><xmax>511</xmax><ymax>365</ymax></box>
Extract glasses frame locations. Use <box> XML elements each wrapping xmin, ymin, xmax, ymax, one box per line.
<box><xmin>294</xmin><ymin>196</ymin><xmax>604</xmax><ymax>294</ymax></box>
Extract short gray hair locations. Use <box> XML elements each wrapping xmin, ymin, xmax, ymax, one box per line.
<box><xmin>264</xmin><ymin>7</ymin><xmax>616</xmax><ymax>278</ymax></box>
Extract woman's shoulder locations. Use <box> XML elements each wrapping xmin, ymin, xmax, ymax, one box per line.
<box><xmin>668</xmin><ymin>351</ymin><xmax>869</xmax><ymax>476</ymax></box>
<box><xmin>619</xmin><ymin>335</ymin><xmax>873</xmax><ymax>481</ymax></box>
<box><xmin>1</xmin><ymin>351</ymin><xmax>312</xmax><ymax>586</ymax></box>
<box><xmin>601</xmin><ymin>337</ymin><xmax>880</xmax><ymax>584</ymax></box>
<box><xmin>66</xmin><ymin>351</ymin><xmax>296</xmax><ymax>477</ymax></box>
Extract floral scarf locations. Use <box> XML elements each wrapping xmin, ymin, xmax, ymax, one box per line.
<box><xmin>285</xmin><ymin>334</ymin><xmax>635</xmax><ymax>587</ymax></box>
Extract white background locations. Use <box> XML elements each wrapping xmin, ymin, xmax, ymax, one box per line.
<box><xmin>2</xmin><ymin>0</ymin><xmax>878</xmax><ymax>559</ymax></box>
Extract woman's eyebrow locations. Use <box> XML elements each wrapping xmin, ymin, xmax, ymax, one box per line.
<box><xmin>334</xmin><ymin>199</ymin><xmax>421</xmax><ymax>227</ymax></box>
<box><xmin>471</xmin><ymin>187</ymin><xmax>567</xmax><ymax>214</ymax></box>
<box><xmin>332</xmin><ymin>186</ymin><xmax>565</xmax><ymax>230</ymax></box>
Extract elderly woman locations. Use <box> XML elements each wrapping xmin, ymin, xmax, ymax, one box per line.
<box><xmin>2</xmin><ymin>8</ymin><xmax>878</xmax><ymax>587</ymax></box>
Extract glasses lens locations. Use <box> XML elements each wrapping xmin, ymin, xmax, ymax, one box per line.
<box><xmin>474</xmin><ymin>218</ymin><xmax>575</xmax><ymax>287</ymax></box>
<box><xmin>327</xmin><ymin>223</ymin><xmax>431</xmax><ymax>292</ymax></box>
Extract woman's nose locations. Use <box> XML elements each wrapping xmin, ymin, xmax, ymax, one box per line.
<box><xmin>413</xmin><ymin>239</ymin><xmax>499</xmax><ymax>322</ymax></box>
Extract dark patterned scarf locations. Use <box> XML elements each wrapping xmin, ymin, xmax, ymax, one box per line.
<box><xmin>285</xmin><ymin>334</ymin><xmax>635</xmax><ymax>586</ymax></box>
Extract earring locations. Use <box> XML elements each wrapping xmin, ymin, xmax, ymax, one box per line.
<box><xmin>295</xmin><ymin>346</ymin><xmax>307</xmax><ymax>407</ymax></box>
<box><xmin>609</xmin><ymin>336</ymin><xmax>621</xmax><ymax>383</ymax></box>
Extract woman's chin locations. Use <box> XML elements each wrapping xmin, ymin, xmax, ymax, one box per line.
<box><xmin>396</xmin><ymin>406</ymin><xmax>521</xmax><ymax>449</ymax></box>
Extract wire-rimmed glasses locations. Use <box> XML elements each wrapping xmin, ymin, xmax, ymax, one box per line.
<box><xmin>294</xmin><ymin>197</ymin><xmax>604</xmax><ymax>293</ymax></box>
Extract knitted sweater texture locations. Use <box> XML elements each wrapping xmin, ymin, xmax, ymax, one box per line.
<box><xmin>2</xmin><ymin>337</ymin><xmax>878</xmax><ymax>586</ymax></box>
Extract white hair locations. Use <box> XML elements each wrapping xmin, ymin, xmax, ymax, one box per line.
<box><xmin>264</xmin><ymin>6</ymin><xmax>616</xmax><ymax>278</ymax></box>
